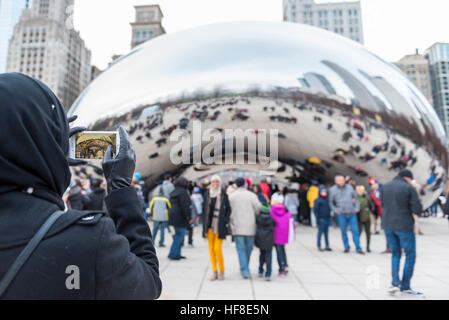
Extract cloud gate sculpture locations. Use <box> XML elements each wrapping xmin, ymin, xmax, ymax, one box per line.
<box><xmin>68</xmin><ymin>21</ymin><xmax>447</xmax><ymax>207</ymax></box>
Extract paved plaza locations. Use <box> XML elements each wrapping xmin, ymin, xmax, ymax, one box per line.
<box><xmin>154</xmin><ymin>217</ymin><xmax>449</xmax><ymax>300</ymax></box>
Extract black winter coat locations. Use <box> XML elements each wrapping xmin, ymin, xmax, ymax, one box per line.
<box><xmin>0</xmin><ymin>73</ymin><xmax>161</xmax><ymax>300</ymax></box>
<box><xmin>255</xmin><ymin>213</ymin><xmax>275</xmax><ymax>250</ymax></box>
<box><xmin>0</xmin><ymin>187</ymin><xmax>162</xmax><ymax>300</ymax></box>
<box><xmin>202</xmin><ymin>189</ymin><xmax>231</xmax><ymax>239</ymax></box>
<box><xmin>381</xmin><ymin>176</ymin><xmax>423</xmax><ymax>232</ymax></box>
<box><xmin>168</xmin><ymin>186</ymin><xmax>192</xmax><ymax>228</ymax></box>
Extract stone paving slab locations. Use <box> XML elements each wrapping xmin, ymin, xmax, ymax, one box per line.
<box><xmin>154</xmin><ymin>217</ymin><xmax>449</xmax><ymax>300</ymax></box>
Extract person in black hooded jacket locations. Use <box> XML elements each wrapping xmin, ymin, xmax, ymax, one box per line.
<box><xmin>0</xmin><ymin>73</ymin><xmax>162</xmax><ymax>300</ymax></box>
<box><xmin>167</xmin><ymin>177</ymin><xmax>192</xmax><ymax>260</ymax></box>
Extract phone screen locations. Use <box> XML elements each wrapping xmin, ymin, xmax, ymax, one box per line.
<box><xmin>70</xmin><ymin>131</ymin><xmax>119</xmax><ymax>160</ymax></box>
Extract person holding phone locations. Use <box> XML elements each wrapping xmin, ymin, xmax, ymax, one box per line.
<box><xmin>0</xmin><ymin>73</ymin><xmax>161</xmax><ymax>299</ymax></box>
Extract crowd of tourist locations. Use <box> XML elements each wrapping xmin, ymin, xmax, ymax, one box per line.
<box><xmin>125</xmin><ymin>168</ymin><xmax>449</xmax><ymax>294</ymax></box>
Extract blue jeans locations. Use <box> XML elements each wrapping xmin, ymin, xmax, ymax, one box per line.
<box><xmin>234</xmin><ymin>236</ymin><xmax>255</xmax><ymax>277</ymax></box>
<box><xmin>152</xmin><ymin>221</ymin><xmax>168</xmax><ymax>246</ymax></box>
<box><xmin>385</xmin><ymin>230</ymin><xmax>416</xmax><ymax>291</ymax></box>
<box><xmin>317</xmin><ymin>218</ymin><xmax>330</xmax><ymax>249</ymax></box>
<box><xmin>336</xmin><ymin>213</ymin><xmax>361</xmax><ymax>251</ymax></box>
<box><xmin>275</xmin><ymin>245</ymin><xmax>288</xmax><ymax>274</ymax></box>
<box><xmin>258</xmin><ymin>249</ymin><xmax>272</xmax><ymax>277</ymax></box>
<box><xmin>168</xmin><ymin>227</ymin><xmax>186</xmax><ymax>259</ymax></box>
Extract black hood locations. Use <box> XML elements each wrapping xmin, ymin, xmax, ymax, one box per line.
<box><xmin>0</xmin><ymin>73</ymin><xmax>71</xmax><ymax>208</ymax></box>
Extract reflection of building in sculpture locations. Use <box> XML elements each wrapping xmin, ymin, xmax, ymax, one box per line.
<box><xmin>6</xmin><ymin>0</ymin><xmax>91</xmax><ymax>110</ymax></box>
<box><xmin>298</xmin><ymin>72</ymin><xmax>337</xmax><ymax>95</ymax></box>
<box><xmin>67</xmin><ymin>22</ymin><xmax>447</xmax><ymax>207</ymax></box>
<box><xmin>283</xmin><ymin>0</ymin><xmax>364</xmax><ymax>44</ymax></box>
<box><xmin>394</xmin><ymin>51</ymin><xmax>433</xmax><ymax>106</ymax></box>
<box><xmin>131</xmin><ymin>5</ymin><xmax>165</xmax><ymax>49</ymax></box>
<box><xmin>359</xmin><ymin>70</ymin><xmax>418</xmax><ymax>120</ymax></box>
<box><xmin>322</xmin><ymin>60</ymin><xmax>386</xmax><ymax>112</ymax></box>
<box><xmin>425</xmin><ymin>43</ymin><xmax>449</xmax><ymax>133</ymax></box>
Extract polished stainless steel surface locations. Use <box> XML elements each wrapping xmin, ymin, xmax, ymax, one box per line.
<box><xmin>69</xmin><ymin>21</ymin><xmax>447</xmax><ymax>207</ymax></box>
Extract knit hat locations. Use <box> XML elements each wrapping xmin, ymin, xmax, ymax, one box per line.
<box><xmin>133</xmin><ymin>172</ymin><xmax>141</xmax><ymax>181</ymax></box>
<box><xmin>271</xmin><ymin>192</ymin><xmax>284</xmax><ymax>205</ymax></box>
<box><xmin>211</xmin><ymin>175</ymin><xmax>222</xmax><ymax>184</ymax></box>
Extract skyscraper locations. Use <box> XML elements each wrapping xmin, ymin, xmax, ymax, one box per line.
<box><xmin>283</xmin><ymin>0</ymin><xmax>364</xmax><ymax>44</ymax></box>
<box><xmin>0</xmin><ymin>0</ymin><xmax>32</xmax><ymax>73</ymax></box>
<box><xmin>425</xmin><ymin>43</ymin><xmax>449</xmax><ymax>133</ymax></box>
<box><xmin>394</xmin><ymin>51</ymin><xmax>433</xmax><ymax>106</ymax></box>
<box><xmin>130</xmin><ymin>4</ymin><xmax>165</xmax><ymax>49</ymax></box>
<box><xmin>6</xmin><ymin>0</ymin><xmax>91</xmax><ymax>109</ymax></box>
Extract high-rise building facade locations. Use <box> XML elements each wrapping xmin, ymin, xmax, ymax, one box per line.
<box><xmin>425</xmin><ymin>43</ymin><xmax>449</xmax><ymax>133</ymax></box>
<box><xmin>130</xmin><ymin>4</ymin><xmax>165</xmax><ymax>49</ymax></box>
<box><xmin>283</xmin><ymin>0</ymin><xmax>364</xmax><ymax>44</ymax></box>
<box><xmin>0</xmin><ymin>0</ymin><xmax>32</xmax><ymax>73</ymax></box>
<box><xmin>394</xmin><ymin>51</ymin><xmax>433</xmax><ymax>106</ymax></box>
<box><xmin>6</xmin><ymin>0</ymin><xmax>91</xmax><ymax>109</ymax></box>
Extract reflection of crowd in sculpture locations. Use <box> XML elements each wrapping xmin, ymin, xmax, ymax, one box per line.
<box><xmin>123</xmin><ymin>97</ymin><xmax>264</xmax><ymax>160</ymax></box>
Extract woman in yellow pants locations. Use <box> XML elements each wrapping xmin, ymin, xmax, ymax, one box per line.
<box><xmin>202</xmin><ymin>175</ymin><xmax>231</xmax><ymax>281</ymax></box>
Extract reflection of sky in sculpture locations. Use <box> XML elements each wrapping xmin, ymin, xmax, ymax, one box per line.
<box><xmin>69</xmin><ymin>21</ymin><xmax>445</xmax><ymax>142</ymax></box>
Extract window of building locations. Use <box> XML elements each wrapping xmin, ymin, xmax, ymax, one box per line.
<box><xmin>39</xmin><ymin>0</ymin><xmax>50</xmax><ymax>15</ymax></box>
<box><xmin>149</xmin><ymin>30</ymin><xmax>154</xmax><ymax>38</ymax></box>
<box><xmin>348</xmin><ymin>9</ymin><xmax>352</xmax><ymax>15</ymax></box>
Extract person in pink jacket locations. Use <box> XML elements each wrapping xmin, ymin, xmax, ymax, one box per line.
<box><xmin>270</xmin><ymin>192</ymin><xmax>294</xmax><ymax>277</ymax></box>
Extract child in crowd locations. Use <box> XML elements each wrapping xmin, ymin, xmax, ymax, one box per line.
<box><xmin>255</xmin><ymin>200</ymin><xmax>275</xmax><ymax>281</ymax></box>
<box><xmin>313</xmin><ymin>187</ymin><xmax>332</xmax><ymax>252</ymax></box>
<box><xmin>270</xmin><ymin>192</ymin><xmax>294</xmax><ymax>277</ymax></box>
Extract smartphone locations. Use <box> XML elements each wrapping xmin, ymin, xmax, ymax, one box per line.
<box><xmin>69</xmin><ymin>131</ymin><xmax>120</xmax><ymax>160</ymax></box>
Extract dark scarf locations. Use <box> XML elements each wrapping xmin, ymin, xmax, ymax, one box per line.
<box><xmin>0</xmin><ymin>73</ymin><xmax>71</xmax><ymax>209</ymax></box>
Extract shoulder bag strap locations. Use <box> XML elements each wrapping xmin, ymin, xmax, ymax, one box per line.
<box><xmin>0</xmin><ymin>210</ymin><xmax>66</xmax><ymax>298</ymax></box>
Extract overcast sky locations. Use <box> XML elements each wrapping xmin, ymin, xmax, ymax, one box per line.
<box><xmin>74</xmin><ymin>0</ymin><xmax>449</xmax><ymax>70</ymax></box>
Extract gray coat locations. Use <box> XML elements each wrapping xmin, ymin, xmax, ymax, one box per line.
<box><xmin>381</xmin><ymin>176</ymin><xmax>423</xmax><ymax>232</ymax></box>
<box><xmin>329</xmin><ymin>184</ymin><xmax>359</xmax><ymax>214</ymax></box>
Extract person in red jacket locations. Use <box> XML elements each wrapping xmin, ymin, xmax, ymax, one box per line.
<box><xmin>368</xmin><ymin>178</ymin><xmax>382</xmax><ymax>234</ymax></box>
<box><xmin>369</xmin><ymin>178</ymin><xmax>391</xmax><ymax>253</ymax></box>
<box><xmin>259</xmin><ymin>180</ymin><xmax>271</xmax><ymax>199</ymax></box>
